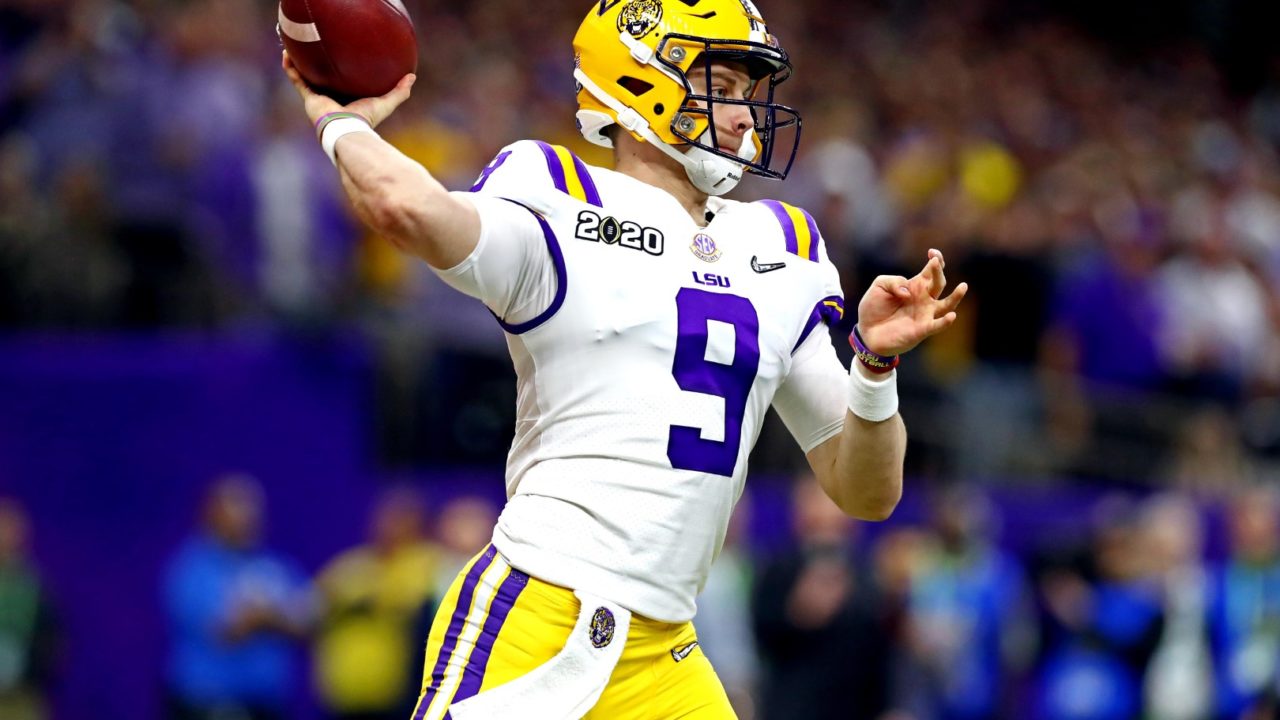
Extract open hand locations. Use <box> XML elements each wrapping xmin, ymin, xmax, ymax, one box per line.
<box><xmin>282</xmin><ymin>51</ymin><xmax>415</xmax><ymax>129</ymax></box>
<box><xmin>857</xmin><ymin>249</ymin><xmax>968</xmax><ymax>357</ymax></box>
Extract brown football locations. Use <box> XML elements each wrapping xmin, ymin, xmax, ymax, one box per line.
<box><xmin>278</xmin><ymin>0</ymin><xmax>417</xmax><ymax>101</ymax></box>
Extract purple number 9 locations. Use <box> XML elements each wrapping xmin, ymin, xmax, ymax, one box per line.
<box><xmin>667</xmin><ymin>288</ymin><xmax>761</xmax><ymax>477</ymax></box>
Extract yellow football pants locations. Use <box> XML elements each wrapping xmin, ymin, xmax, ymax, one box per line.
<box><xmin>411</xmin><ymin>545</ymin><xmax>735</xmax><ymax>719</ymax></box>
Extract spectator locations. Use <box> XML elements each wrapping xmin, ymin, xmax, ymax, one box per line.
<box><xmin>252</xmin><ymin>83</ymin><xmax>356</xmax><ymax>324</ymax></box>
<box><xmin>954</xmin><ymin>199</ymin><xmax>1055</xmax><ymax>478</ymax></box>
<box><xmin>1156</xmin><ymin>193</ymin><xmax>1271</xmax><ymax>407</ymax></box>
<box><xmin>871</xmin><ymin>525</ymin><xmax>934</xmax><ymax>717</ymax></box>
<box><xmin>1035</xmin><ymin>498</ymin><xmax>1165</xmax><ymax>720</ymax></box>
<box><xmin>1047</xmin><ymin>193</ymin><xmax>1167</xmax><ymax>395</ymax></box>
<box><xmin>1141</xmin><ymin>494</ymin><xmax>1214</xmax><ymax>720</ymax></box>
<box><xmin>901</xmin><ymin>487</ymin><xmax>1036</xmax><ymax>720</ymax></box>
<box><xmin>752</xmin><ymin>475</ymin><xmax>891</xmax><ymax>720</ymax></box>
<box><xmin>0</xmin><ymin>498</ymin><xmax>58</xmax><ymax>720</ymax></box>
<box><xmin>428</xmin><ymin>495</ymin><xmax>497</xmax><ymax>603</ymax></box>
<box><xmin>1209</xmin><ymin>486</ymin><xmax>1280</xmax><ymax>718</ymax></box>
<box><xmin>313</xmin><ymin>486</ymin><xmax>440</xmax><ymax>720</ymax></box>
<box><xmin>163</xmin><ymin>474</ymin><xmax>312</xmax><ymax>720</ymax></box>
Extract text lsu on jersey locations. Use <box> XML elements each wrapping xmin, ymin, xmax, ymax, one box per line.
<box><xmin>432</xmin><ymin>139</ymin><xmax>849</xmax><ymax>623</ymax></box>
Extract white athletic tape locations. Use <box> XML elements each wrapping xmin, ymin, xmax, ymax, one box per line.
<box><xmin>847</xmin><ymin>365</ymin><xmax>898</xmax><ymax>423</ymax></box>
<box><xmin>320</xmin><ymin>117</ymin><xmax>377</xmax><ymax>166</ymax></box>
<box><xmin>277</xmin><ymin>4</ymin><xmax>321</xmax><ymax>43</ymax></box>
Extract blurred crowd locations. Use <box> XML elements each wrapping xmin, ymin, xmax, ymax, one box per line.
<box><xmin>9</xmin><ymin>476</ymin><xmax>1280</xmax><ymax>720</ymax></box>
<box><xmin>1</xmin><ymin>0</ymin><xmax>1279</xmax><ymax>484</ymax></box>
<box><xmin>160</xmin><ymin>475</ymin><xmax>499</xmax><ymax>720</ymax></box>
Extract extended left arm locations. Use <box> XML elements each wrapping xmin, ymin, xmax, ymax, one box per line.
<box><xmin>808</xmin><ymin>250</ymin><xmax>966</xmax><ymax>519</ymax></box>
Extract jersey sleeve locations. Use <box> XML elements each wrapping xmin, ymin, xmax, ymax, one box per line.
<box><xmin>773</xmin><ymin>324</ymin><xmax>848</xmax><ymax>453</ymax></box>
<box><xmin>790</xmin><ymin>259</ymin><xmax>846</xmax><ymax>354</ymax></box>
<box><xmin>756</xmin><ymin>199</ymin><xmax>849</xmax><ymax>452</ymax></box>
<box><xmin>431</xmin><ymin>138</ymin><xmax>597</xmax><ymax>332</ymax></box>
<box><xmin>430</xmin><ymin>193</ymin><xmax>564</xmax><ymax>332</ymax></box>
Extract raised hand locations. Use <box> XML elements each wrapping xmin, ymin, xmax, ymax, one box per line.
<box><xmin>857</xmin><ymin>249</ymin><xmax>968</xmax><ymax>357</ymax></box>
<box><xmin>282</xmin><ymin>51</ymin><xmax>415</xmax><ymax>129</ymax></box>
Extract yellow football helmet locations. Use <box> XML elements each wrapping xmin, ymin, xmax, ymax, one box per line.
<box><xmin>573</xmin><ymin>0</ymin><xmax>801</xmax><ymax>195</ymax></box>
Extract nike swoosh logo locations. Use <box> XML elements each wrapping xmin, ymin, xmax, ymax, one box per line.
<box><xmin>751</xmin><ymin>255</ymin><xmax>786</xmax><ymax>274</ymax></box>
<box><xmin>671</xmin><ymin>641</ymin><xmax>699</xmax><ymax>662</ymax></box>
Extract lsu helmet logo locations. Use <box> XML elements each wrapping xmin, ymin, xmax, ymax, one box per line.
<box><xmin>617</xmin><ymin>0</ymin><xmax>662</xmax><ymax>38</ymax></box>
<box><xmin>589</xmin><ymin>606</ymin><xmax>616</xmax><ymax>648</ymax></box>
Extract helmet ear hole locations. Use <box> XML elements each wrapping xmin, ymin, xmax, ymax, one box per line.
<box><xmin>654</xmin><ymin>103</ymin><xmax>665</xmax><ymax>115</ymax></box>
<box><xmin>616</xmin><ymin>76</ymin><xmax>655</xmax><ymax>97</ymax></box>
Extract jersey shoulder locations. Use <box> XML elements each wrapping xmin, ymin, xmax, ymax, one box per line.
<box><xmin>734</xmin><ymin>198</ymin><xmax>841</xmax><ymax>289</ymax></box>
<box><xmin>745</xmin><ymin>199</ymin><xmax>832</xmax><ymax>267</ymax></box>
<box><xmin>469</xmin><ymin>139</ymin><xmax>605</xmax><ymax>210</ymax></box>
<box><xmin>735</xmin><ymin>198</ymin><xmax>846</xmax><ymax>345</ymax></box>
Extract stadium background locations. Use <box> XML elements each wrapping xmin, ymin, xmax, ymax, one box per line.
<box><xmin>1</xmin><ymin>0</ymin><xmax>1279</xmax><ymax>718</ymax></box>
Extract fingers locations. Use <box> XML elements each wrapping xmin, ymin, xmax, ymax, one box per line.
<box><xmin>281</xmin><ymin>51</ymin><xmax>312</xmax><ymax>98</ymax></box>
<box><xmin>928</xmin><ymin>312</ymin><xmax>958</xmax><ymax>335</ymax></box>
<box><xmin>380</xmin><ymin>73</ymin><xmax>417</xmax><ymax>111</ymax></box>
<box><xmin>874</xmin><ymin>275</ymin><xmax>911</xmax><ymax>299</ymax></box>
<box><xmin>936</xmin><ymin>281</ymin><xmax>968</xmax><ymax>315</ymax></box>
<box><xmin>392</xmin><ymin>73</ymin><xmax>417</xmax><ymax>98</ymax></box>
<box><xmin>348</xmin><ymin>73</ymin><xmax>417</xmax><ymax>128</ymax></box>
<box><xmin>924</xmin><ymin>255</ymin><xmax>946</xmax><ymax>299</ymax></box>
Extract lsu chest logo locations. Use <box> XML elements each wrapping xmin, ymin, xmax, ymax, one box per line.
<box><xmin>575</xmin><ymin>210</ymin><xmax>665</xmax><ymax>256</ymax></box>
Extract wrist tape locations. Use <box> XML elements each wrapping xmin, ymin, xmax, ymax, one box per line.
<box><xmin>319</xmin><ymin>114</ymin><xmax>376</xmax><ymax>166</ymax></box>
<box><xmin>848</xmin><ymin>363</ymin><xmax>899</xmax><ymax>422</ymax></box>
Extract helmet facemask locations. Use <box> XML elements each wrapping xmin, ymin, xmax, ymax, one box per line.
<box><xmin>658</xmin><ymin>34</ymin><xmax>802</xmax><ymax>184</ymax></box>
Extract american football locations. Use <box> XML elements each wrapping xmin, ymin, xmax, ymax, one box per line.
<box><xmin>277</xmin><ymin>0</ymin><xmax>417</xmax><ymax>100</ymax></box>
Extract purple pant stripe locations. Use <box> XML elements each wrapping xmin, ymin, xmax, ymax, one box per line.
<box><xmin>760</xmin><ymin>200</ymin><xmax>798</xmax><ymax>256</ymax></box>
<box><xmin>444</xmin><ymin>567</ymin><xmax>530</xmax><ymax>709</ymax></box>
<box><xmin>414</xmin><ymin>545</ymin><xmax>497</xmax><ymax>720</ymax></box>
<box><xmin>534</xmin><ymin>141</ymin><xmax>569</xmax><ymax>195</ymax></box>
<box><xmin>801</xmin><ymin>208</ymin><xmax>821</xmax><ymax>262</ymax></box>
<box><xmin>570</xmin><ymin>153</ymin><xmax>603</xmax><ymax>207</ymax></box>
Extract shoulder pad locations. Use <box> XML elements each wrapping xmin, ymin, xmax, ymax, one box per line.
<box><xmin>756</xmin><ymin>200</ymin><xmax>824</xmax><ymax>263</ymax></box>
<box><xmin>471</xmin><ymin>140</ymin><xmax>602</xmax><ymax>208</ymax></box>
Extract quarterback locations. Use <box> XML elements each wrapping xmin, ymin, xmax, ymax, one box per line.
<box><xmin>285</xmin><ymin>0</ymin><xmax>966</xmax><ymax>717</ymax></box>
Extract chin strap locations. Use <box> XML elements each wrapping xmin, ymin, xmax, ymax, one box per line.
<box><xmin>573</xmin><ymin>67</ymin><xmax>752</xmax><ymax>197</ymax></box>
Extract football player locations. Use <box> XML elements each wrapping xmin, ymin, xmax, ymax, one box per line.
<box><xmin>284</xmin><ymin>0</ymin><xmax>966</xmax><ymax>717</ymax></box>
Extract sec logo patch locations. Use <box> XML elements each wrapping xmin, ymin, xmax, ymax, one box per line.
<box><xmin>690</xmin><ymin>233</ymin><xmax>722</xmax><ymax>263</ymax></box>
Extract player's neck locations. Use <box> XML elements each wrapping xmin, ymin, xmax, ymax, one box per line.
<box><xmin>613</xmin><ymin>138</ymin><xmax>710</xmax><ymax>226</ymax></box>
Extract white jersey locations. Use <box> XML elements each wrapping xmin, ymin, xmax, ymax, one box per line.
<box><xmin>432</xmin><ymin>140</ymin><xmax>849</xmax><ymax>622</ymax></box>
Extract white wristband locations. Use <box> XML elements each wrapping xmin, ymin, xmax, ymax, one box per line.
<box><xmin>320</xmin><ymin>116</ymin><xmax>377</xmax><ymax>166</ymax></box>
<box><xmin>848</xmin><ymin>365</ymin><xmax>899</xmax><ymax>422</ymax></box>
